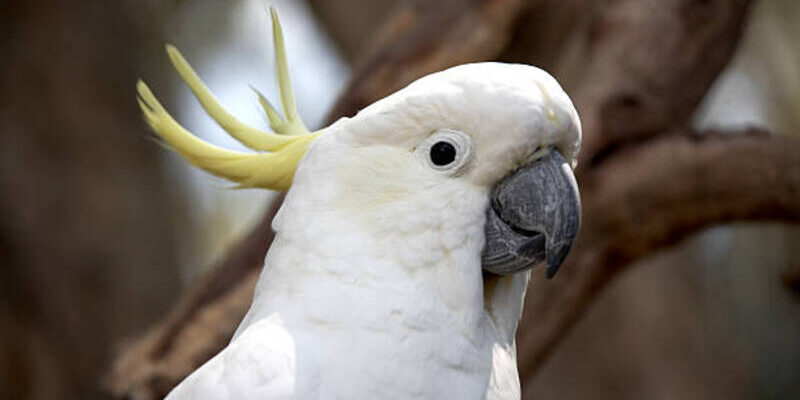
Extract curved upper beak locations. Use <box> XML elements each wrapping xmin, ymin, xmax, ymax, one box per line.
<box><xmin>481</xmin><ymin>150</ymin><xmax>581</xmax><ymax>278</ymax></box>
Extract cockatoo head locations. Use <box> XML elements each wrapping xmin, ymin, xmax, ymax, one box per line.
<box><xmin>309</xmin><ymin>64</ymin><xmax>581</xmax><ymax>278</ymax></box>
<box><xmin>137</xmin><ymin>8</ymin><xmax>581</xmax><ymax>279</ymax></box>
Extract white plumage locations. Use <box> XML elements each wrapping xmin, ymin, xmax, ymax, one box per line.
<box><xmin>162</xmin><ymin>63</ymin><xmax>580</xmax><ymax>400</ymax></box>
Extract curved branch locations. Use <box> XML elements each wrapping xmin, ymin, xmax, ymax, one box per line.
<box><xmin>584</xmin><ymin>130</ymin><xmax>800</xmax><ymax>257</ymax></box>
<box><xmin>325</xmin><ymin>0</ymin><xmax>525</xmax><ymax>120</ymax></box>
<box><xmin>517</xmin><ymin>131</ymin><xmax>800</xmax><ymax>387</ymax></box>
<box><xmin>106</xmin><ymin>198</ymin><xmax>281</xmax><ymax>399</ymax></box>
<box><xmin>572</xmin><ymin>0</ymin><xmax>753</xmax><ymax>168</ymax></box>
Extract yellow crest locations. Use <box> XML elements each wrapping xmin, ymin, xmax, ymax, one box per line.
<box><xmin>136</xmin><ymin>7</ymin><xmax>319</xmax><ymax>191</ymax></box>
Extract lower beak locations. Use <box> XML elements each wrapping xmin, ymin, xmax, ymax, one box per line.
<box><xmin>481</xmin><ymin>150</ymin><xmax>581</xmax><ymax>278</ymax></box>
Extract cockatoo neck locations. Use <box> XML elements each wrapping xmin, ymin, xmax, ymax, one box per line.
<box><xmin>261</xmin><ymin>175</ymin><xmax>489</xmax><ymax>339</ymax></box>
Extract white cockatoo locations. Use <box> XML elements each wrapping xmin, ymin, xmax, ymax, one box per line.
<box><xmin>137</xmin><ymin>8</ymin><xmax>581</xmax><ymax>400</ymax></box>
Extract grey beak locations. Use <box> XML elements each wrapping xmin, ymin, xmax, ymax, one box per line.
<box><xmin>481</xmin><ymin>150</ymin><xmax>581</xmax><ymax>278</ymax></box>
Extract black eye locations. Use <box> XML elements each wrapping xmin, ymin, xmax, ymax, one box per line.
<box><xmin>430</xmin><ymin>141</ymin><xmax>457</xmax><ymax>166</ymax></box>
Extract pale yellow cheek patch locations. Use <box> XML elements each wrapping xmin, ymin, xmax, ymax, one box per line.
<box><xmin>332</xmin><ymin>147</ymin><xmax>422</xmax><ymax>210</ymax></box>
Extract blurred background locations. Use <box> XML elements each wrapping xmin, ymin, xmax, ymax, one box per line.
<box><xmin>1</xmin><ymin>0</ymin><xmax>798</xmax><ymax>399</ymax></box>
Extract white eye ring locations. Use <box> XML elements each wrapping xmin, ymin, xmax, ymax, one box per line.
<box><xmin>415</xmin><ymin>129</ymin><xmax>474</xmax><ymax>176</ymax></box>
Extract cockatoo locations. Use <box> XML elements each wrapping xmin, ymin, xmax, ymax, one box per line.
<box><xmin>136</xmin><ymin>8</ymin><xmax>581</xmax><ymax>400</ymax></box>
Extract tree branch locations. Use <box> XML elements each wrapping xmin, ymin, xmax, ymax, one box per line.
<box><xmin>106</xmin><ymin>198</ymin><xmax>281</xmax><ymax>399</ymax></box>
<box><xmin>326</xmin><ymin>0</ymin><xmax>525</xmax><ymax>120</ymax></box>
<box><xmin>517</xmin><ymin>130</ymin><xmax>800</xmax><ymax>387</ymax></box>
<box><xmin>571</xmin><ymin>0</ymin><xmax>753</xmax><ymax>168</ymax></box>
<box><xmin>513</xmin><ymin>0</ymin><xmax>759</xmax><ymax>389</ymax></box>
<box><xmin>584</xmin><ymin>130</ymin><xmax>800</xmax><ymax>256</ymax></box>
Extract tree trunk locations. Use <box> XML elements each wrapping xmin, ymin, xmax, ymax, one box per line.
<box><xmin>0</xmin><ymin>2</ymin><xmax>183</xmax><ymax>399</ymax></box>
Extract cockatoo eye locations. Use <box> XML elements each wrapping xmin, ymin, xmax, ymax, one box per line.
<box><xmin>430</xmin><ymin>142</ymin><xmax>456</xmax><ymax>166</ymax></box>
<box><xmin>416</xmin><ymin>129</ymin><xmax>474</xmax><ymax>176</ymax></box>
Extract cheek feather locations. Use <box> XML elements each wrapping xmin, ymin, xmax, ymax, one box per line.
<box><xmin>319</xmin><ymin>145</ymin><xmax>488</xmax><ymax>243</ymax></box>
<box><xmin>331</xmin><ymin>147</ymin><xmax>425</xmax><ymax>210</ymax></box>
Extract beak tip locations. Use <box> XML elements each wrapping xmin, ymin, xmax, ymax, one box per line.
<box><xmin>545</xmin><ymin>244</ymin><xmax>572</xmax><ymax>279</ymax></box>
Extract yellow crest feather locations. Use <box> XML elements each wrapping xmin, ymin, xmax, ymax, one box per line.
<box><xmin>136</xmin><ymin>7</ymin><xmax>317</xmax><ymax>191</ymax></box>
